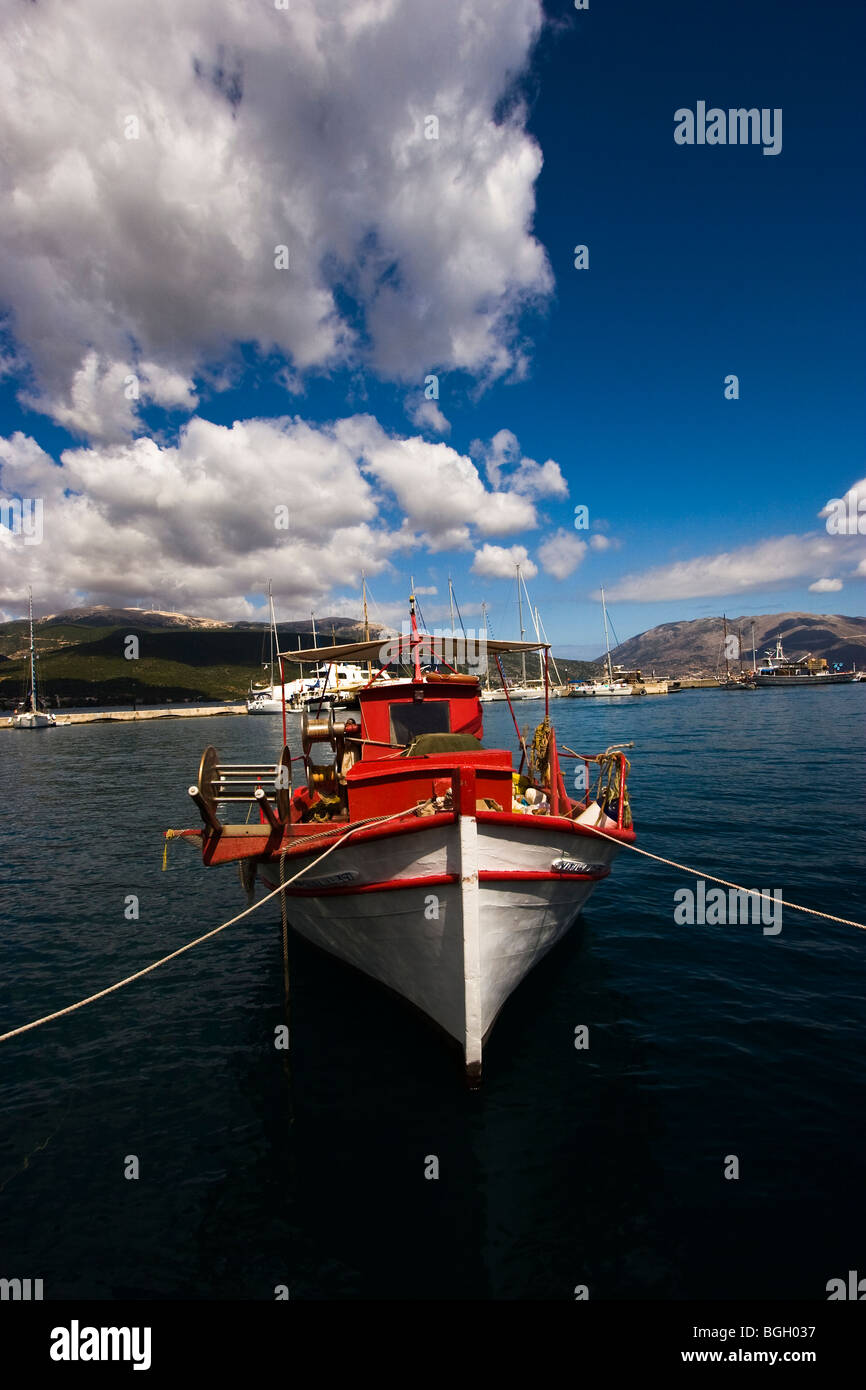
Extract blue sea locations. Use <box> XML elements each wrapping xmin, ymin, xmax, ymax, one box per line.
<box><xmin>1</xmin><ymin>687</ymin><xmax>864</xmax><ymax>1300</ymax></box>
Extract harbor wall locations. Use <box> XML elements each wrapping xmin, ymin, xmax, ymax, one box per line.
<box><xmin>1</xmin><ymin>704</ymin><xmax>247</xmax><ymax>729</ymax></box>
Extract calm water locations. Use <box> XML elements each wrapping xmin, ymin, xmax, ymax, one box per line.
<box><xmin>1</xmin><ymin>688</ymin><xmax>864</xmax><ymax>1300</ymax></box>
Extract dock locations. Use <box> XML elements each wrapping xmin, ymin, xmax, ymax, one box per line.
<box><xmin>1</xmin><ymin>703</ymin><xmax>247</xmax><ymax>729</ymax></box>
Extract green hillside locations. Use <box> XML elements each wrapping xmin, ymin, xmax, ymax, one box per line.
<box><xmin>0</xmin><ymin>611</ymin><xmax>597</xmax><ymax>707</ymax></box>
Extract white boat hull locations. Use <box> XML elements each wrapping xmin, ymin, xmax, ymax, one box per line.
<box><xmin>12</xmin><ymin>710</ymin><xmax>56</xmax><ymax>728</ymax></box>
<box><xmin>258</xmin><ymin>816</ymin><xmax>622</xmax><ymax>1075</ymax></box>
<box><xmin>568</xmin><ymin>682</ymin><xmax>634</xmax><ymax>697</ymax></box>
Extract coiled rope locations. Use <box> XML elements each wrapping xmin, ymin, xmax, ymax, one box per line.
<box><xmin>0</xmin><ymin>808</ymin><xmax>415</xmax><ymax>1045</ymax></box>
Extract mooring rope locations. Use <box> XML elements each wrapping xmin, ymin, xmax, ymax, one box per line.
<box><xmin>0</xmin><ymin>808</ymin><xmax>414</xmax><ymax>1045</ymax></box>
<box><xmin>3</xmin><ymin>800</ymin><xmax>864</xmax><ymax>1048</ymax></box>
<box><xmin>577</xmin><ymin>823</ymin><xmax>866</xmax><ymax>930</ymax></box>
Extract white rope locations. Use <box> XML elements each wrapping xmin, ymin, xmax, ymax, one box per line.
<box><xmin>578</xmin><ymin>823</ymin><xmax>866</xmax><ymax>930</ymax></box>
<box><xmin>0</xmin><ymin>808</ymin><xmax>414</xmax><ymax>1044</ymax></box>
<box><xmin>4</xmin><ymin>801</ymin><xmax>862</xmax><ymax>1047</ymax></box>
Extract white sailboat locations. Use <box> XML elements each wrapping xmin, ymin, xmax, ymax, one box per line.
<box><xmin>568</xmin><ymin>587</ymin><xmax>634</xmax><ymax>697</ymax></box>
<box><xmin>507</xmin><ymin>563</ymin><xmax>546</xmax><ymax>699</ymax></box>
<box><xmin>247</xmin><ymin>582</ymin><xmax>399</xmax><ymax>714</ymax></box>
<box><xmin>12</xmin><ymin>588</ymin><xmax>57</xmax><ymax>729</ymax></box>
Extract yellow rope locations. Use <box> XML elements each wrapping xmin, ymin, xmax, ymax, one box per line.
<box><xmin>0</xmin><ymin>808</ymin><xmax>415</xmax><ymax>1045</ymax></box>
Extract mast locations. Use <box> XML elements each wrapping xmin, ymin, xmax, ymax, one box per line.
<box><xmin>362</xmin><ymin>572</ymin><xmax>372</xmax><ymax>679</ymax></box>
<box><xmin>536</xmin><ymin>610</ymin><xmax>562</xmax><ymax>686</ymax></box>
<box><xmin>737</xmin><ymin>624</ymin><xmax>743</xmax><ymax>673</ymax></box>
<box><xmin>448</xmin><ymin>575</ymin><xmax>455</xmax><ymax>635</ymax></box>
<box><xmin>481</xmin><ymin>601</ymin><xmax>490</xmax><ymax>689</ymax></box>
<box><xmin>601</xmin><ymin>585</ymin><xmax>614</xmax><ymax>682</ymax></box>
<box><xmin>28</xmin><ymin>586</ymin><xmax>37</xmax><ymax>712</ymax></box>
<box><xmin>409</xmin><ymin>585</ymin><xmax>422</xmax><ymax>681</ymax></box>
<box><xmin>723</xmin><ymin>613</ymin><xmax>729</xmax><ymax>678</ymax></box>
<box><xmin>751</xmin><ymin>621</ymin><xmax>757</xmax><ymax>672</ymax></box>
<box><xmin>267</xmin><ymin>580</ymin><xmax>276</xmax><ymax>689</ymax></box>
<box><xmin>516</xmin><ymin>563</ymin><xmax>526</xmax><ymax>685</ymax></box>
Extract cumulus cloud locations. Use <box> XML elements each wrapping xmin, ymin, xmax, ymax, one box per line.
<box><xmin>0</xmin><ymin>414</ymin><xmax>546</xmax><ymax>616</ymax></box>
<box><xmin>589</xmin><ymin>533</ymin><xmax>612</xmax><ymax>550</ymax></box>
<box><xmin>808</xmin><ymin>577</ymin><xmax>843</xmax><ymax>593</ymax></box>
<box><xmin>471</xmin><ymin>542</ymin><xmax>537</xmax><ymax>580</ymax></box>
<box><xmin>346</xmin><ymin>417</ymin><xmax>538</xmax><ymax>549</ymax></box>
<box><xmin>818</xmin><ymin>478</ymin><xmax>866</xmax><ymax>525</ymax></box>
<box><xmin>472</xmin><ymin>428</ymin><xmax>567</xmax><ymax>498</ymax></box>
<box><xmin>605</xmin><ymin>532</ymin><xmax>866</xmax><ymax>603</ymax></box>
<box><xmin>538</xmin><ymin>529</ymin><xmax>586</xmax><ymax>579</ymax></box>
<box><xmin>0</xmin><ymin>0</ymin><xmax>551</xmax><ymax>437</ymax></box>
<box><xmin>405</xmin><ymin>398</ymin><xmax>451</xmax><ymax>435</ymax></box>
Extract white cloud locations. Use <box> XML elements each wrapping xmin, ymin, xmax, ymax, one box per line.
<box><xmin>605</xmin><ymin>532</ymin><xmax>866</xmax><ymax>603</ymax></box>
<box><xmin>471</xmin><ymin>542</ymin><xmax>537</xmax><ymax>580</ymax></box>
<box><xmin>346</xmin><ymin>419</ymin><xmax>538</xmax><ymax>547</ymax></box>
<box><xmin>414</xmin><ymin>585</ymin><xmax>438</xmax><ymax>595</ymax></box>
<box><xmin>0</xmin><ymin>0</ymin><xmax>550</xmax><ymax>437</ymax></box>
<box><xmin>538</xmin><ymin>529</ymin><xmax>587</xmax><ymax>579</ymax></box>
<box><xmin>589</xmin><ymin>533</ymin><xmax>612</xmax><ymax>551</ymax></box>
<box><xmin>818</xmin><ymin>478</ymin><xmax>866</xmax><ymax>522</ymax></box>
<box><xmin>808</xmin><ymin>577</ymin><xmax>843</xmax><ymax>593</ymax></box>
<box><xmin>0</xmin><ymin>414</ymin><xmax>544</xmax><ymax>615</ymax></box>
<box><xmin>405</xmin><ymin>398</ymin><xmax>451</xmax><ymax>434</ymax></box>
<box><xmin>472</xmin><ymin>428</ymin><xmax>567</xmax><ymax>498</ymax></box>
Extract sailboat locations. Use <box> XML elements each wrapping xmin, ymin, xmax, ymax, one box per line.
<box><xmin>171</xmin><ymin>590</ymin><xmax>637</xmax><ymax>1079</ymax></box>
<box><xmin>247</xmin><ymin>582</ymin><xmax>400</xmax><ymax>715</ymax></box>
<box><xmin>568</xmin><ymin>587</ymin><xmax>635</xmax><ymax>697</ymax></box>
<box><xmin>12</xmin><ymin>588</ymin><xmax>57</xmax><ymax>729</ymax></box>
<box><xmin>484</xmin><ymin>563</ymin><xmax>547</xmax><ymax>701</ymax></box>
<box><xmin>717</xmin><ymin>614</ymin><xmax>756</xmax><ymax>690</ymax></box>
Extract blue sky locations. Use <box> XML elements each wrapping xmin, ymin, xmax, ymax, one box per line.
<box><xmin>0</xmin><ymin>0</ymin><xmax>863</xmax><ymax>654</ymax></box>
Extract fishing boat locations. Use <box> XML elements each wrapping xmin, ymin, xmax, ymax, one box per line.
<box><xmin>11</xmin><ymin>589</ymin><xmax>56</xmax><ymax>729</ymax></box>
<box><xmin>751</xmin><ymin>636</ymin><xmax>857</xmax><ymax>687</ymax></box>
<box><xmin>170</xmin><ymin>593</ymin><xmax>636</xmax><ymax>1079</ymax></box>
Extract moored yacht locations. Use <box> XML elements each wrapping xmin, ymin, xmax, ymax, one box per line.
<box><xmin>11</xmin><ymin>588</ymin><xmax>57</xmax><ymax>729</ymax></box>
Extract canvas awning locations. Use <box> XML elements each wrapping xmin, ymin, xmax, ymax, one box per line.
<box><xmin>278</xmin><ymin>635</ymin><xmax>548</xmax><ymax>665</ymax></box>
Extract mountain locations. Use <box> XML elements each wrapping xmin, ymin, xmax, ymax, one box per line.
<box><xmin>601</xmin><ymin>613</ymin><xmax>866</xmax><ymax>675</ymax></box>
<box><xmin>0</xmin><ymin>604</ymin><xmax>595</xmax><ymax>705</ymax></box>
<box><xmin>0</xmin><ymin>608</ymin><xmax>379</xmax><ymax>705</ymax></box>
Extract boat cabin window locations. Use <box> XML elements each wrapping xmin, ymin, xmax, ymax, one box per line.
<box><xmin>389</xmin><ymin>699</ymin><xmax>451</xmax><ymax>747</ymax></box>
